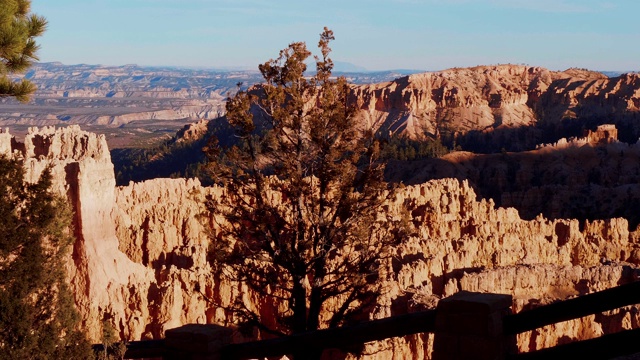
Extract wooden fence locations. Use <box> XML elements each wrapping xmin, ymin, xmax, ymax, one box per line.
<box><xmin>93</xmin><ymin>280</ymin><xmax>640</xmax><ymax>359</ymax></box>
<box><xmin>504</xmin><ymin>280</ymin><xmax>640</xmax><ymax>360</ymax></box>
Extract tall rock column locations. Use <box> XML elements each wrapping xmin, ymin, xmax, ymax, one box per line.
<box><xmin>0</xmin><ymin>128</ymin><xmax>12</xmax><ymax>156</ymax></box>
<box><xmin>20</xmin><ymin>126</ymin><xmax>153</xmax><ymax>341</ymax></box>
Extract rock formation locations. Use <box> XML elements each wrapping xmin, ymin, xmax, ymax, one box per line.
<box><xmin>2</xmin><ymin>126</ymin><xmax>639</xmax><ymax>358</ymax></box>
<box><xmin>350</xmin><ymin>65</ymin><xmax>640</xmax><ymax>152</ymax></box>
<box><xmin>386</xmin><ymin>124</ymin><xmax>640</xmax><ymax>229</ymax></box>
<box><xmin>351</xmin><ymin>65</ymin><xmax>607</xmax><ymax>138</ymax></box>
<box><xmin>0</xmin><ymin>128</ymin><xmax>11</xmax><ymax>155</ymax></box>
<box><xmin>1</xmin><ymin>126</ymin><xmax>154</xmax><ymax>341</ymax></box>
<box><xmin>173</xmin><ymin>119</ymin><xmax>211</xmax><ymax>144</ymax></box>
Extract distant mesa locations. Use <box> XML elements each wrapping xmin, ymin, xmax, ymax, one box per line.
<box><xmin>332</xmin><ymin>60</ymin><xmax>368</xmax><ymax>72</ymax></box>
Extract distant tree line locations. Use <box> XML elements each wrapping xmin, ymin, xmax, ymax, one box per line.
<box><xmin>379</xmin><ymin>135</ymin><xmax>450</xmax><ymax>161</ymax></box>
<box><xmin>111</xmin><ymin>135</ymin><xmax>213</xmax><ymax>186</ymax></box>
<box><xmin>113</xmin><ymin>126</ymin><xmax>452</xmax><ymax>186</ymax></box>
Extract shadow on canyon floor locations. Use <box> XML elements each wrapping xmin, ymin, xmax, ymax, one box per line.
<box><xmin>386</xmin><ymin>139</ymin><xmax>640</xmax><ymax>231</ymax></box>
<box><xmin>450</xmin><ymin>112</ymin><xmax>640</xmax><ymax>154</ymax></box>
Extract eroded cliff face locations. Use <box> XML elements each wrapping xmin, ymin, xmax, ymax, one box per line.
<box><xmin>2</xmin><ymin>126</ymin><xmax>639</xmax><ymax>358</ymax></box>
<box><xmin>351</xmin><ymin>65</ymin><xmax>640</xmax><ymax>152</ymax></box>
<box><xmin>111</xmin><ymin>175</ymin><xmax>640</xmax><ymax>357</ymax></box>
<box><xmin>351</xmin><ymin>65</ymin><xmax>607</xmax><ymax>138</ymax></box>
<box><xmin>2</xmin><ymin>126</ymin><xmax>154</xmax><ymax>341</ymax></box>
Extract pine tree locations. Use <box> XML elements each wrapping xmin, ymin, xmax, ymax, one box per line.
<box><xmin>0</xmin><ymin>0</ymin><xmax>47</xmax><ymax>102</ymax></box>
<box><xmin>0</xmin><ymin>157</ymin><xmax>90</xmax><ymax>359</ymax></box>
<box><xmin>206</xmin><ymin>28</ymin><xmax>406</xmax><ymax>357</ymax></box>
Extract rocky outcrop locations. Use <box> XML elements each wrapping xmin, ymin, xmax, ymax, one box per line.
<box><xmin>0</xmin><ymin>128</ymin><xmax>11</xmax><ymax>156</ymax></box>
<box><xmin>583</xmin><ymin>124</ymin><xmax>618</xmax><ymax>145</ymax></box>
<box><xmin>113</xmin><ymin>178</ymin><xmax>213</xmax><ymax>269</ymax></box>
<box><xmin>112</xmin><ymin>175</ymin><xmax>640</xmax><ymax>357</ymax></box>
<box><xmin>4</xmin><ymin>126</ymin><xmax>640</xmax><ymax>358</ymax></box>
<box><xmin>351</xmin><ymin>65</ymin><xmax>606</xmax><ymax>138</ymax></box>
<box><xmin>350</xmin><ymin>65</ymin><xmax>640</xmax><ymax>152</ymax></box>
<box><xmin>536</xmin><ymin>124</ymin><xmax>619</xmax><ymax>151</ymax></box>
<box><xmin>173</xmin><ymin>119</ymin><xmax>210</xmax><ymax>144</ymax></box>
<box><xmin>536</xmin><ymin>123</ymin><xmax>619</xmax><ymax>149</ymax></box>
<box><xmin>6</xmin><ymin>126</ymin><xmax>153</xmax><ymax>341</ymax></box>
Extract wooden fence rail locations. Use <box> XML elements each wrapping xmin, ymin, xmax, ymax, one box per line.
<box><xmin>503</xmin><ymin>280</ymin><xmax>640</xmax><ymax>335</ymax></box>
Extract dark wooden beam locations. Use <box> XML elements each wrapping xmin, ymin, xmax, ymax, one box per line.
<box><xmin>221</xmin><ymin>310</ymin><xmax>437</xmax><ymax>359</ymax></box>
<box><xmin>504</xmin><ymin>280</ymin><xmax>640</xmax><ymax>335</ymax></box>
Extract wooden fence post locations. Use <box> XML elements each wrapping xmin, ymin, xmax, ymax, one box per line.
<box><xmin>163</xmin><ymin>324</ymin><xmax>232</xmax><ymax>360</ymax></box>
<box><xmin>432</xmin><ymin>291</ymin><xmax>515</xmax><ymax>360</ymax></box>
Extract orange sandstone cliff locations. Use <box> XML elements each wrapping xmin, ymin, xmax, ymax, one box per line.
<box><xmin>1</xmin><ymin>126</ymin><xmax>639</xmax><ymax>358</ymax></box>
<box><xmin>350</xmin><ymin>66</ymin><xmax>640</xmax><ymax>152</ymax></box>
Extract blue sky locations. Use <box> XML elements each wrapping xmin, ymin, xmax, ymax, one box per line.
<box><xmin>31</xmin><ymin>0</ymin><xmax>639</xmax><ymax>71</ymax></box>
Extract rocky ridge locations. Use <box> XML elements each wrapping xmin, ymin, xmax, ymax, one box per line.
<box><xmin>1</xmin><ymin>126</ymin><xmax>640</xmax><ymax>358</ymax></box>
<box><xmin>352</xmin><ymin>65</ymin><xmax>640</xmax><ymax>151</ymax></box>
<box><xmin>0</xmin><ymin>126</ymin><xmax>155</xmax><ymax>341</ymax></box>
<box><xmin>131</xmin><ymin>65</ymin><xmax>640</xmax><ymax>180</ymax></box>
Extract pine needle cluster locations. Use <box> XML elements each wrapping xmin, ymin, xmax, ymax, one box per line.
<box><xmin>0</xmin><ymin>0</ymin><xmax>46</xmax><ymax>102</ymax></box>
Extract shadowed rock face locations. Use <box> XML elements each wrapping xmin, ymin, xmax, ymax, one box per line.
<box><xmin>2</xmin><ymin>126</ymin><xmax>640</xmax><ymax>359</ymax></box>
<box><xmin>386</xmin><ymin>125</ymin><xmax>640</xmax><ymax>230</ymax></box>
